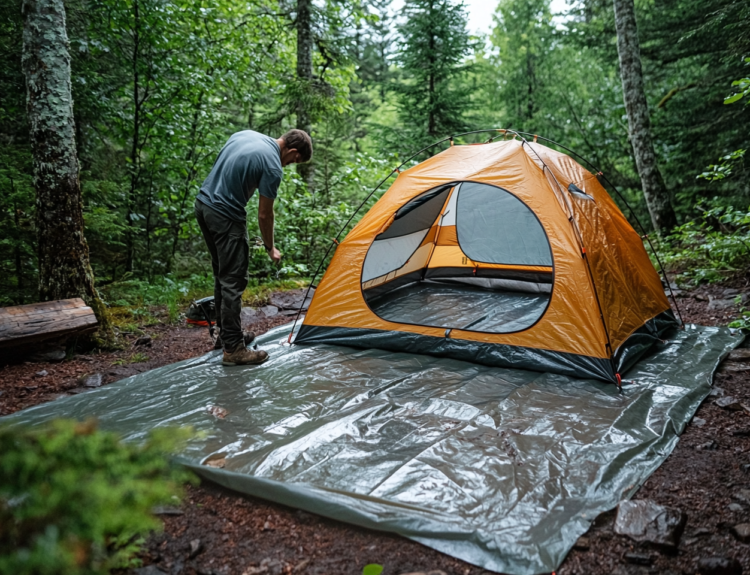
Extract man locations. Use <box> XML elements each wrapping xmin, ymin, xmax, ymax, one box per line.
<box><xmin>195</xmin><ymin>129</ymin><xmax>312</xmax><ymax>366</ymax></box>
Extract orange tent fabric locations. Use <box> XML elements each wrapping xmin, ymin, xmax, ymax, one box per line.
<box><xmin>295</xmin><ymin>139</ymin><xmax>676</xmax><ymax>383</ymax></box>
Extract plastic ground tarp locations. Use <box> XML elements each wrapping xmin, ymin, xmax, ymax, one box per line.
<box><xmin>3</xmin><ymin>323</ymin><xmax>742</xmax><ymax>575</ymax></box>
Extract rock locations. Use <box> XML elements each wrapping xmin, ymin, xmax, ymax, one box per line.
<box><xmin>27</xmin><ymin>347</ymin><xmax>66</xmax><ymax>362</ymax></box>
<box><xmin>695</xmin><ymin>293</ymin><xmax>709</xmax><ymax>301</ymax></box>
<box><xmin>696</xmin><ymin>440</ymin><xmax>718</xmax><ymax>450</ymax></box>
<box><xmin>729</xmin><ymin>503</ymin><xmax>744</xmax><ymax>512</ymax></box>
<box><xmin>733</xmin><ymin>490</ymin><xmax>750</xmax><ymax>505</ymax></box>
<box><xmin>697</xmin><ymin>556</ymin><xmax>743</xmax><ymax>575</ymax></box>
<box><xmin>134</xmin><ymin>335</ymin><xmax>152</xmax><ymax>347</ymax></box>
<box><xmin>623</xmin><ymin>552</ymin><xmax>653</xmax><ymax>565</ymax></box>
<box><xmin>133</xmin><ymin>567</ymin><xmax>168</xmax><ymax>575</ymax></box>
<box><xmin>692</xmin><ymin>417</ymin><xmax>707</xmax><ymax>428</ymax></box>
<box><xmin>729</xmin><ymin>349</ymin><xmax>750</xmax><ymax>362</ymax></box>
<box><xmin>723</xmin><ymin>289</ymin><xmax>740</xmax><ymax>297</ymax></box>
<box><xmin>35</xmin><ymin>370</ymin><xmax>48</xmax><ymax>377</ymax></box>
<box><xmin>269</xmin><ymin>289</ymin><xmax>314</xmax><ymax>311</ymax></box>
<box><xmin>80</xmin><ymin>373</ymin><xmax>103</xmax><ymax>388</ymax></box>
<box><xmin>151</xmin><ymin>505</ymin><xmax>183</xmax><ymax>516</ymax></box>
<box><xmin>241</xmin><ymin>307</ymin><xmax>259</xmax><ymax>322</ymax></box>
<box><xmin>716</xmin><ymin>396</ymin><xmax>743</xmax><ymax>410</ymax></box>
<box><xmin>614</xmin><ymin>500</ymin><xmax>687</xmax><ymax>548</ymax></box>
<box><xmin>573</xmin><ymin>535</ymin><xmax>590</xmax><ymax>550</ymax></box>
<box><xmin>259</xmin><ymin>305</ymin><xmax>278</xmax><ymax>318</ymax></box>
<box><xmin>188</xmin><ymin>538</ymin><xmax>203</xmax><ymax>559</ymax></box>
<box><xmin>742</xmin><ymin>464</ymin><xmax>750</xmax><ymax>473</ymax></box>
<box><xmin>708</xmin><ymin>297</ymin><xmax>737</xmax><ymax>311</ymax></box>
<box><xmin>242</xmin><ymin>558</ymin><xmax>285</xmax><ymax>575</ymax></box>
<box><xmin>731</xmin><ymin>523</ymin><xmax>750</xmax><ymax>543</ymax></box>
<box><xmin>710</xmin><ymin>386</ymin><xmax>725</xmax><ymax>397</ymax></box>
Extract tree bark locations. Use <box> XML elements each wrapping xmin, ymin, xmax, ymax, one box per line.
<box><xmin>613</xmin><ymin>0</ymin><xmax>677</xmax><ymax>232</ymax></box>
<box><xmin>21</xmin><ymin>0</ymin><xmax>113</xmax><ymax>340</ymax></box>
<box><xmin>296</xmin><ymin>0</ymin><xmax>314</xmax><ymax>191</ymax></box>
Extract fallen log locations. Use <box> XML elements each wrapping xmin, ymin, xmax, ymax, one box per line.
<box><xmin>0</xmin><ymin>298</ymin><xmax>98</xmax><ymax>350</ymax></box>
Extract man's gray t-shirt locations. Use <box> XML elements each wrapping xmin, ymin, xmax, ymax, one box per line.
<box><xmin>197</xmin><ymin>130</ymin><xmax>283</xmax><ymax>222</ymax></box>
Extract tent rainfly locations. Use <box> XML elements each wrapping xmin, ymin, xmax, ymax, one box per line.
<box><xmin>294</xmin><ymin>138</ymin><xmax>678</xmax><ymax>383</ymax></box>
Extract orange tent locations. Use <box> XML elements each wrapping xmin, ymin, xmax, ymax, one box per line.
<box><xmin>295</xmin><ymin>138</ymin><xmax>677</xmax><ymax>383</ymax></box>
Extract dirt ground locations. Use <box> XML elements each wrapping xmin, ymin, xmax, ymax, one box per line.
<box><xmin>2</xmin><ymin>277</ymin><xmax>749</xmax><ymax>575</ymax></box>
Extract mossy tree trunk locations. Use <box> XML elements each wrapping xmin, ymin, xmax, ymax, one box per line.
<box><xmin>296</xmin><ymin>0</ymin><xmax>315</xmax><ymax>192</ymax></box>
<box><xmin>21</xmin><ymin>0</ymin><xmax>114</xmax><ymax>343</ymax></box>
<box><xmin>613</xmin><ymin>0</ymin><xmax>677</xmax><ymax>233</ymax></box>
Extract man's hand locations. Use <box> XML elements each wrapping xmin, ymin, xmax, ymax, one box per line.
<box><xmin>267</xmin><ymin>246</ymin><xmax>281</xmax><ymax>263</ymax></box>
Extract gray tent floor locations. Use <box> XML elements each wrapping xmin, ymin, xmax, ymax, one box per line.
<box><xmin>368</xmin><ymin>282</ymin><xmax>548</xmax><ymax>333</ymax></box>
<box><xmin>3</xmin><ymin>323</ymin><xmax>741</xmax><ymax>575</ymax></box>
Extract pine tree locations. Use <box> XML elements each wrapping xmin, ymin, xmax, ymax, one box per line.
<box><xmin>395</xmin><ymin>0</ymin><xmax>472</xmax><ymax>154</ymax></box>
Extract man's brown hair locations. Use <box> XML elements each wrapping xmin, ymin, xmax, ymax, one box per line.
<box><xmin>281</xmin><ymin>129</ymin><xmax>313</xmax><ymax>163</ymax></box>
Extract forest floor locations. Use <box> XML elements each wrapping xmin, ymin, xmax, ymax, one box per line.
<box><xmin>1</xmin><ymin>277</ymin><xmax>750</xmax><ymax>575</ymax></box>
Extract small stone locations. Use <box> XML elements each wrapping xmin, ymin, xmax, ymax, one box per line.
<box><xmin>27</xmin><ymin>347</ymin><xmax>66</xmax><ymax>362</ymax></box>
<box><xmin>742</xmin><ymin>464</ymin><xmax>750</xmax><ymax>473</ymax></box>
<box><xmin>733</xmin><ymin>490</ymin><xmax>750</xmax><ymax>505</ymax></box>
<box><xmin>80</xmin><ymin>373</ymin><xmax>103</xmax><ymax>388</ymax></box>
<box><xmin>35</xmin><ymin>370</ymin><xmax>48</xmax><ymax>377</ymax></box>
<box><xmin>695</xmin><ymin>293</ymin><xmax>709</xmax><ymax>301</ymax></box>
<box><xmin>716</xmin><ymin>396</ymin><xmax>743</xmax><ymax>411</ymax></box>
<box><xmin>623</xmin><ymin>552</ymin><xmax>653</xmax><ymax>565</ymax></box>
<box><xmin>188</xmin><ymin>538</ymin><xmax>203</xmax><ymax>559</ymax></box>
<box><xmin>709</xmin><ymin>297</ymin><xmax>736</xmax><ymax>311</ymax></box>
<box><xmin>723</xmin><ymin>289</ymin><xmax>740</xmax><ymax>297</ymax></box>
<box><xmin>573</xmin><ymin>536</ymin><xmax>590</xmax><ymax>550</ymax></box>
<box><xmin>697</xmin><ymin>556</ymin><xmax>743</xmax><ymax>575</ymax></box>
<box><xmin>242</xmin><ymin>558</ymin><xmax>285</xmax><ymax>575</ymax></box>
<box><xmin>133</xmin><ymin>567</ymin><xmax>168</xmax><ymax>575</ymax></box>
<box><xmin>693</xmin><ymin>417</ymin><xmax>707</xmax><ymax>427</ymax></box>
<box><xmin>241</xmin><ymin>307</ymin><xmax>259</xmax><ymax>322</ymax></box>
<box><xmin>259</xmin><ymin>305</ymin><xmax>279</xmax><ymax>318</ymax></box>
<box><xmin>292</xmin><ymin>560</ymin><xmax>310</xmax><ymax>572</ymax></box>
<box><xmin>731</xmin><ymin>523</ymin><xmax>750</xmax><ymax>543</ymax></box>
<box><xmin>614</xmin><ymin>500</ymin><xmax>687</xmax><ymax>548</ymax></box>
<box><xmin>696</xmin><ymin>440</ymin><xmax>718</xmax><ymax>451</ymax></box>
<box><xmin>695</xmin><ymin>527</ymin><xmax>713</xmax><ymax>536</ymax></box>
<box><xmin>710</xmin><ymin>387</ymin><xmax>725</xmax><ymax>397</ymax></box>
<box><xmin>729</xmin><ymin>503</ymin><xmax>744</xmax><ymax>512</ymax></box>
<box><xmin>135</xmin><ymin>335</ymin><xmax>152</xmax><ymax>347</ymax></box>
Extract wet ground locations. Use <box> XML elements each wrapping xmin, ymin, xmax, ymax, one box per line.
<box><xmin>1</xmin><ymin>277</ymin><xmax>749</xmax><ymax>575</ymax></box>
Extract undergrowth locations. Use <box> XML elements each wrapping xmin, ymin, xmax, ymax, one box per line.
<box><xmin>99</xmin><ymin>274</ymin><xmax>306</xmax><ymax>333</ymax></box>
<box><xmin>654</xmin><ymin>201</ymin><xmax>750</xmax><ymax>285</ymax></box>
<box><xmin>0</xmin><ymin>420</ymin><xmax>196</xmax><ymax>575</ymax></box>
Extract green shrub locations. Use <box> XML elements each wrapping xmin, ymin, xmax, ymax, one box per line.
<box><xmin>656</xmin><ymin>201</ymin><xmax>750</xmax><ymax>284</ymax></box>
<box><xmin>0</xmin><ymin>420</ymin><xmax>195</xmax><ymax>575</ymax></box>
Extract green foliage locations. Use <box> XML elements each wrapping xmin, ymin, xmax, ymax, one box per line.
<box><xmin>0</xmin><ymin>420</ymin><xmax>195</xmax><ymax>574</ymax></box>
<box><xmin>389</xmin><ymin>0</ymin><xmax>473</xmax><ymax>155</ymax></box>
<box><xmin>362</xmin><ymin>564</ymin><xmax>384</xmax><ymax>575</ymax></box>
<box><xmin>697</xmin><ymin>149</ymin><xmax>746</xmax><ymax>182</ymax></box>
<box><xmin>729</xmin><ymin>298</ymin><xmax>750</xmax><ymax>329</ymax></box>
<box><xmin>658</xmin><ymin>202</ymin><xmax>750</xmax><ymax>283</ymax></box>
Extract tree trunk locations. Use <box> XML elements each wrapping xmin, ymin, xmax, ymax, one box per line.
<box><xmin>21</xmin><ymin>0</ymin><xmax>113</xmax><ymax>341</ymax></box>
<box><xmin>296</xmin><ymin>0</ymin><xmax>314</xmax><ymax>191</ymax></box>
<box><xmin>612</xmin><ymin>0</ymin><xmax>677</xmax><ymax>232</ymax></box>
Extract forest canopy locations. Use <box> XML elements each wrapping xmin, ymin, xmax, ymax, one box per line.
<box><xmin>0</xmin><ymin>0</ymin><xmax>748</xmax><ymax>306</ymax></box>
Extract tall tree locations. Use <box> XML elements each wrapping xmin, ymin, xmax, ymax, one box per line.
<box><xmin>612</xmin><ymin>0</ymin><xmax>677</xmax><ymax>232</ymax></box>
<box><xmin>395</xmin><ymin>0</ymin><xmax>472</xmax><ymax>153</ymax></box>
<box><xmin>296</xmin><ymin>0</ymin><xmax>315</xmax><ymax>190</ymax></box>
<box><xmin>21</xmin><ymin>0</ymin><xmax>111</xmax><ymax>334</ymax></box>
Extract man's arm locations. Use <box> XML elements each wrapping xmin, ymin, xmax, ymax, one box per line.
<box><xmin>258</xmin><ymin>195</ymin><xmax>281</xmax><ymax>263</ymax></box>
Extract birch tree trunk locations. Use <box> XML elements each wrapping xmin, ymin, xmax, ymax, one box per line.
<box><xmin>296</xmin><ymin>0</ymin><xmax>315</xmax><ymax>191</ymax></box>
<box><xmin>21</xmin><ymin>0</ymin><xmax>112</xmax><ymax>339</ymax></box>
<box><xmin>612</xmin><ymin>0</ymin><xmax>677</xmax><ymax>232</ymax></box>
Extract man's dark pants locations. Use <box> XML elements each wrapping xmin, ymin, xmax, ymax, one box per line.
<box><xmin>195</xmin><ymin>200</ymin><xmax>248</xmax><ymax>352</ymax></box>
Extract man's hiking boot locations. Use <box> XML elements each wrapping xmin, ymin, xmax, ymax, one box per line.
<box><xmin>222</xmin><ymin>344</ymin><xmax>268</xmax><ymax>366</ymax></box>
<box><xmin>214</xmin><ymin>329</ymin><xmax>256</xmax><ymax>350</ymax></box>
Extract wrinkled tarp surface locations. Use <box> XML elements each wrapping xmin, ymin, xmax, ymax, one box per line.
<box><xmin>4</xmin><ymin>323</ymin><xmax>741</xmax><ymax>574</ymax></box>
<box><xmin>369</xmin><ymin>282</ymin><xmax>548</xmax><ymax>333</ymax></box>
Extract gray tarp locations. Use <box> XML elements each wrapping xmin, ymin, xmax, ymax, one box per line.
<box><xmin>3</xmin><ymin>323</ymin><xmax>741</xmax><ymax>574</ymax></box>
